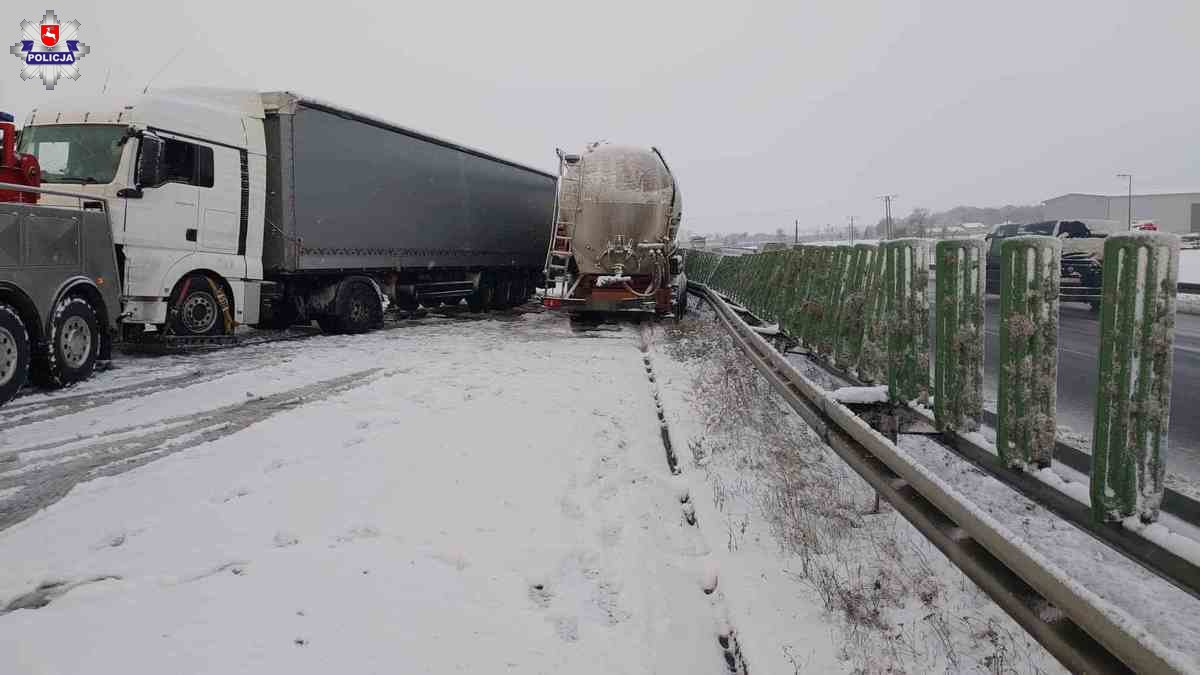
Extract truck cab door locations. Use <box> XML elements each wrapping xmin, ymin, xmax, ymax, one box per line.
<box><xmin>121</xmin><ymin>133</ymin><xmax>200</xmax><ymax>253</ymax></box>
<box><xmin>196</xmin><ymin>144</ymin><xmax>244</xmax><ymax>270</ymax></box>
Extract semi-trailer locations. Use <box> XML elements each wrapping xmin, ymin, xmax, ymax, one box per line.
<box><xmin>542</xmin><ymin>143</ymin><xmax>684</xmax><ymax>315</ymax></box>
<box><xmin>10</xmin><ymin>89</ymin><xmax>555</xmax><ymax>342</ymax></box>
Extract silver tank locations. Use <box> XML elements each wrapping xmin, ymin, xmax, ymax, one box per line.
<box><xmin>560</xmin><ymin>144</ymin><xmax>681</xmax><ymax>276</ymax></box>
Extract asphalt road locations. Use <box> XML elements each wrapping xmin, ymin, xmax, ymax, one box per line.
<box><xmin>978</xmin><ymin>297</ymin><xmax>1200</xmax><ymax>481</ymax></box>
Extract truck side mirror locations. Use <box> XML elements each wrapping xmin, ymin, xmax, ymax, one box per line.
<box><xmin>136</xmin><ymin>133</ymin><xmax>166</xmax><ymax>188</ymax></box>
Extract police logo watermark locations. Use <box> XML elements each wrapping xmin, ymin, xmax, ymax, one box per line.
<box><xmin>9</xmin><ymin>10</ymin><xmax>90</xmax><ymax>90</ymax></box>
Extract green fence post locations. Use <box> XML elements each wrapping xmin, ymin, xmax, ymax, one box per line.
<box><xmin>858</xmin><ymin>244</ymin><xmax>888</xmax><ymax>383</ymax></box>
<box><xmin>785</xmin><ymin>247</ymin><xmax>813</xmax><ymax>340</ymax></box>
<box><xmin>997</xmin><ymin>236</ymin><xmax>1060</xmax><ymax>468</ymax></box>
<box><xmin>836</xmin><ymin>244</ymin><xmax>878</xmax><ymax>371</ymax></box>
<box><xmin>1091</xmin><ymin>233</ymin><xmax>1179</xmax><ymax>523</ymax></box>
<box><xmin>882</xmin><ymin>239</ymin><xmax>931</xmax><ymax>405</ymax></box>
<box><xmin>934</xmin><ymin>239</ymin><xmax>985</xmax><ymax>432</ymax></box>
<box><xmin>797</xmin><ymin>247</ymin><xmax>824</xmax><ymax>349</ymax></box>
<box><xmin>822</xmin><ymin>247</ymin><xmax>852</xmax><ymax>358</ymax></box>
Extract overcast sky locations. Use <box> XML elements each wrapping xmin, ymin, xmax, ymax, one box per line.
<box><xmin>3</xmin><ymin>0</ymin><xmax>1198</xmax><ymax>235</ymax></box>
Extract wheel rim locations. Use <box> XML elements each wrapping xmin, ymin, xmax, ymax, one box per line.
<box><xmin>60</xmin><ymin>315</ymin><xmax>92</xmax><ymax>369</ymax></box>
<box><xmin>181</xmin><ymin>293</ymin><xmax>218</xmax><ymax>334</ymax></box>
<box><xmin>0</xmin><ymin>326</ymin><xmax>17</xmax><ymax>387</ymax></box>
<box><xmin>349</xmin><ymin>297</ymin><xmax>368</xmax><ymax>324</ymax></box>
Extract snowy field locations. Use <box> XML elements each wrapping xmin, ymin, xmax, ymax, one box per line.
<box><xmin>0</xmin><ymin>309</ymin><xmax>745</xmax><ymax>674</ymax></box>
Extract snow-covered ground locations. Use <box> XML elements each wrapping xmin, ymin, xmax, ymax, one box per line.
<box><xmin>653</xmin><ymin>311</ymin><xmax>1067</xmax><ymax>674</ymax></box>
<box><xmin>775</xmin><ymin>335</ymin><xmax>1200</xmax><ymax>669</ymax></box>
<box><xmin>0</xmin><ymin>309</ymin><xmax>754</xmax><ymax>674</ymax></box>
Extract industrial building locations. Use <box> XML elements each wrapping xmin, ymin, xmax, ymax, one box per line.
<box><xmin>1042</xmin><ymin>192</ymin><xmax>1200</xmax><ymax>233</ymax></box>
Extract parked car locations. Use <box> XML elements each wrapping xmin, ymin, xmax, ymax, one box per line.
<box><xmin>984</xmin><ymin>223</ymin><xmax>1023</xmax><ymax>294</ymax></box>
<box><xmin>984</xmin><ymin>219</ymin><xmax>1120</xmax><ymax>310</ymax></box>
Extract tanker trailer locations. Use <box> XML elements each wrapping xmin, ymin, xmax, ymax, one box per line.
<box><xmin>542</xmin><ymin>143</ymin><xmax>684</xmax><ymax>315</ymax></box>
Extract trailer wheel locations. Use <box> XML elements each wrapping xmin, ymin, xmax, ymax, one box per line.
<box><xmin>33</xmin><ymin>296</ymin><xmax>99</xmax><ymax>389</ymax></box>
<box><xmin>0</xmin><ymin>303</ymin><xmax>31</xmax><ymax>406</ymax></box>
<box><xmin>469</xmin><ymin>274</ymin><xmax>495</xmax><ymax>313</ymax></box>
<box><xmin>513</xmin><ymin>278</ymin><xmax>529</xmax><ymax>307</ymax></box>
<box><xmin>336</xmin><ymin>280</ymin><xmax>382</xmax><ymax>334</ymax></box>
<box><xmin>170</xmin><ymin>274</ymin><xmax>224</xmax><ymax>336</ymax></box>
<box><xmin>497</xmin><ymin>276</ymin><xmax>517</xmax><ymax>308</ymax></box>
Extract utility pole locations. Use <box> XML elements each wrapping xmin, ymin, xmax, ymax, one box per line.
<box><xmin>1116</xmin><ymin>173</ymin><xmax>1133</xmax><ymax>230</ymax></box>
<box><xmin>794</xmin><ymin>219</ymin><xmax>799</xmax><ymax>245</ymax></box>
<box><xmin>878</xmin><ymin>194</ymin><xmax>898</xmax><ymax>240</ymax></box>
<box><xmin>848</xmin><ymin>216</ymin><xmax>856</xmax><ymax>244</ymax></box>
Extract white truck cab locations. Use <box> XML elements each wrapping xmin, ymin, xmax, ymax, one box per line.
<box><xmin>18</xmin><ymin>88</ymin><xmax>268</xmax><ymax>335</ymax></box>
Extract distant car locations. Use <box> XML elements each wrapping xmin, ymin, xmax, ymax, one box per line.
<box><xmin>1133</xmin><ymin>220</ymin><xmax>1158</xmax><ymax>231</ymax></box>
<box><xmin>984</xmin><ymin>223</ymin><xmax>1024</xmax><ymax>294</ymax></box>
<box><xmin>1181</xmin><ymin>233</ymin><xmax>1200</xmax><ymax>250</ymax></box>
<box><xmin>984</xmin><ymin>220</ymin><xmax>1119</xmax><ymax>310</ymax></box>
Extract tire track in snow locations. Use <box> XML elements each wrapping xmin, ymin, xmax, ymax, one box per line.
<box><xmin>0</xmin><ymin>366</ymin><xmax>258</xmax><ymax>432</ymax></box>
<box><xmin>639</xmin><ymin>326</ymin><xmax>749</xmax><ymax>675</ymax></box>
<box><xmin>0</xmin><ymin>368</ymin><xmax>386</xmax><ymax>533</ymax></box>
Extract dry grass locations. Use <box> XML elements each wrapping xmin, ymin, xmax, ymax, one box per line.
<box><xmin>663</xmin><ymin>310</ymin><xmax>1062</xmax><ymax>675</ymax></box>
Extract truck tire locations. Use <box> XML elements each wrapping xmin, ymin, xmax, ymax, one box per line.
<box><xmin>512</xmin><ymin>278</ymin><xmax>529</xmax><ymax>306</ymax></box>
<box><xmin>335</xmin><ymin>280</ymin><xmax>382</xmax><ymax>334</ymax></box>
<box><xmin>33</xmin><ymin>296</ymin><xmax>99</xmax><ymax>389</ymax></box>
<box><xmin>170</xmin><ymin>274</ymin><xmax>224</xmax><ymax>336</ymax></box>
<box><xmin>468</xmin><ymin>274</ymin><xmax>494</xmax><ymax>313</ymax></box>
<box><xmin>494</xmin><ymin>276</ymin><xmax>512</xmax><ymax>309</ymax></box>
<box><xmin>0</xmin><ymin>303</ymin><xmax>31</xmax><ymax>406</ymax></box>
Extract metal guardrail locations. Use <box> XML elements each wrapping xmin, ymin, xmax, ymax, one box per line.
<box><xmin>690</xmin><ymin>281</ymin><xmax>1189</xmax><ymax>674</ymax></box>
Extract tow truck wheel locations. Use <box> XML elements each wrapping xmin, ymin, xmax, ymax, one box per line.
<box><xmin>33</xmin><ymin>296</ymin><xmax>98</xmax><ymax>389</ymax></box>
<box><xmin>170</xmin><ymin>275</ymin><xmax>224</xmax><ymax>337</ymax></box>
<box><xmin>0</xmin><ymin>303</ymin><xmax>31</xmax><ymax>405</ymax></box>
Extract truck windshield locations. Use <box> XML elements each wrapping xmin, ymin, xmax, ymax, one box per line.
<box><xmin>17</xmin><ymin>124</ymin><xmax>126</xmax><ymax>185</ymax></box>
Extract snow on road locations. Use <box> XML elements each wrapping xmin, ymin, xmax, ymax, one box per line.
<box><xmin>0</xmin><ymin>310</ymin><xmax>735</xmax><ymax>674</ymax></box>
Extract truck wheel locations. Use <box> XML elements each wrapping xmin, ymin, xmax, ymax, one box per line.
<box><xmin>171</xmin><ymin>275</ymin><xmax>223</xmax><ymax>336</ymax></box>
<box><xmin>0</xmin><ymin>303</ymin><xmax>31</xmax><ymax>406</ymax></box>
<box><xmin>469</xmin><ymin>274</ymin><xmax>494</xmax><ymax>313</ymax></box>
<box><xmin>34</xmin><ymin>296</ymin><xmax>99</xmax><ymax>388</ymax></box>
<box><xmin>513</xmin><ymin>279</ymin><xmax>529</xmax><ymax>306</ymax></box>
<box><xmin>495</xmin><ymin>276</ymin><xmax>513</xmax><ymax>309</ymax></box>
<box><xmin>336</xmin><ymin>281</ymin><xmax>381</xmax><ymax>334</ymax></box>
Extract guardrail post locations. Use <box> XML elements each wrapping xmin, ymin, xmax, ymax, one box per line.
<box><xmin>882</xmin><ymin>239</ymin><xmax>931</xmax><ymax>405</ymax></box>
<box><xmin>997</xmin><ymin>236</ymin><xmax>1060</xmax><ymax>468</ymax></box>
<box><xmin>934</xmin><ymin>239</ymin><xmax>985</xmax><ymax>431</ymax></box>
<box><xmin>836</xmin><ymin>244</ymin><xmax>878</xmax><ymax>370</ymax></box>
<box><xmin>1091</xmin><ymin>233</ymin><xmax>1179</xmax><ymax>523</ymax></box>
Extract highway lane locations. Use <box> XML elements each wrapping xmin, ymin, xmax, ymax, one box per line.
<box><xmin>978</xmin><ymin>297</ymin><xmax>1200</xmax><ymax>482</ymax></box>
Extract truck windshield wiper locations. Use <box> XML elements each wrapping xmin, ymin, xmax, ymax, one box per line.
<box><xmin>51</xmin><ymin>176</ymin><xmax>101</xmax><ymax>184</ymax></box>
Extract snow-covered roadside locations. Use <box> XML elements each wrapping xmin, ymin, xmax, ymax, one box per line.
<box><xmin>0</xmin><ymin>311</ymin><xmax>734</xmax><ymax>674</ymax></box>
<box><xmin>649</xmin><ymin>312</ymin><xmax>1065</xmax><ymax>674</ymax></box>
<box><xmin>897</xmin><ymin>434</ymin><xmax>1200</xmax><ymax>668</ymax></box>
